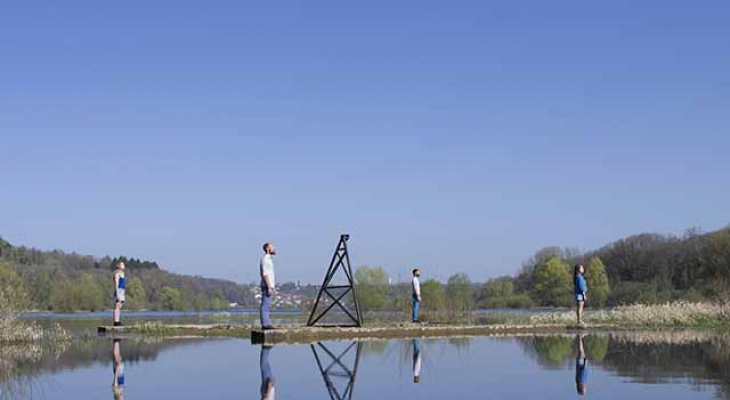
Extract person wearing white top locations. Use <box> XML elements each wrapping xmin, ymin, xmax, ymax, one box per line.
<box><xmin>411</xmin><ymin>268</ymin><xmax>421</xmax><ymax>323</ymax></box>
<box><xmin>412</xmin><ymin>338</ymin><xmax>422</xmax><ymax>383</ymax></box>
<box><xmin>260</xmin><ymin>345</ymin><xmax>276</xmax><ymax>400</ymax></box>
<box><xmin>260</xmin><ymin>242</ymin><xmax>276</xmax><ymax>329</ymax></box>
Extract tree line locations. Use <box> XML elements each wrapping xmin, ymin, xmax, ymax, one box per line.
<box><xmin>2</xmin><ymin>224</ymin><xmax>727</xmax><ymax>313</ymax></box>
<box><xmin>353</xmin><ymin>225</ymin><xmax>730</xmax><ymax>311</ymax></box>
<box><xmin>0</xmin><ymin>237</ymin><xmax>256</xmax><ymax>312</ymax></box>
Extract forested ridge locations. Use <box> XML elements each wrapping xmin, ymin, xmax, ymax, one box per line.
<box><xmin>1</xmin><ymin>224</ymin><xmax>728</xmax><ymax>313</ymax></box>
<box><xmin>0</xmin><ymin>237</ymin><xmax>257</xmax><ymax>312</ymax></box>
<box><xmin>355</xmin><ymin>225</ymin><xmax>730</xmax><ymax>312</ymax></box>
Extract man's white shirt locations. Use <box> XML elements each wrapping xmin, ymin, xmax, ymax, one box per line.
<box><xmin>412</xmin><ymin>276</ymin><xmax>421</xmax><ymax>298</ymax></box>
<box><xmin>260</xmin><ymin>254</ymin><xmax>276</xmax><ymax>289</ymax></box>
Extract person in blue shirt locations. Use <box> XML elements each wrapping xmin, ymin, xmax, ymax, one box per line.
<box><xmin>575</xmin><ymin>334</ymin><xmax>588</xmax><ymax>396</ymax></box>
<box><xmin>112</xmin><ymin>338</ymin><xmax>125</xmax><ymax>400</ymax></box>
<box><xmin>574</xmin><ymin>264</ymin><xmax>588</xmax><ymax>327</ymax></box>
<box><xmin>113</xmin><ymin>261</ymin><xmax>126</xmax><ymax>327</ymax></box>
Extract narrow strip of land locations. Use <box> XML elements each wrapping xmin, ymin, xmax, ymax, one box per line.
<box><xmin>98</xmin><ymin>323</ymin><xmax>617</xmax><ymax>343</ymax></box>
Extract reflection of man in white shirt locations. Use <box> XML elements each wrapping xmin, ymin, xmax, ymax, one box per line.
<box><xmin>260</xmin><ymin>345</ymin><xmax>275</xmax><ymax>400</ymax></box>
<box><xmin>260</xmin><ymin>243</ymin><xmax>276</xmax><ymax>329</ymax></box>
<box><xmin>412</xmin><ymin>268</ymin><xmax>421</xmax><ymax>323</ymax></box>
<box><xmin>413</xmin><ymin>338</ymin><xmax>422</xmax><ymax>383</ymax></box>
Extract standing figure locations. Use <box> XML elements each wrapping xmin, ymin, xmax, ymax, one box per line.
<box><xmin>260</xmin><ymin>242</ymin><xmax>277</xmax><ymax>330</ymax></box>
<box><xmin>112</xmin><ymin>339</ymin><xmax>125</xmax><ymax>400</ymax></box>
<box><xmin>574</xmin><ymin>264</ymin><xmax>588</xmax><ymax>327</ymax></box>
<box><xmin>412</xmin><ymin>338</ymin><xmax>422</xmax><ymax>383</ymax></box>
<box><xmin>412</xmin><ymin>268</ymin><xmax>421</xmax><ymax>323</ymax></box>
<box><xmin>260</xmin><ymin>345</ymin><xmax>276</xmax><ymax>400</ymax></box>
<box><xmin>575</xmin><ymin>334</ymin><xmax>588</xmax><ymax>396</ymax></box>
<box><xmin>113</xmin><ymin>261</ymin><xmax>126</xmax><ymax>327</ymax></box>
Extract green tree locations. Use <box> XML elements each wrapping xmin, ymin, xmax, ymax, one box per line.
<box><xmin>210</xmin><ymin>296</ymin><xmax>229</xmax><ymax>311</ymax></box>
<box><xmin>480</xmin><ymin>276</ymin><xmax>514</xmax><ymax>299</ymax></box>
<box><xmin>72</xmin><ymin>274</ymin><xmax>105</xmax><ymax>311</ymax></box>
<box><xmin>446</xmin><ymin>273</ymin><xmax>475</xmax><ymax>312</ymax></box>
<box><xmin>533</xmin><ymin>256</ymin><xmax>572</xmax><ymax>307</ymax></box>
<box><xmin>125</xmin><ymin>277</ymin><xmax>147</xmax><ymax>310</ymax></box>
<box><xmin>30</xmin><ymin>272</ymin><xmax>53</xmax><ymax>310</ymax></box>
<box><xmin>51</xmin><ymin>278</ymin><xmax>74</xmax><ymax>312</ymax></box>
<box><xmin>585</xmin><ymin>257</ymin><xmax>610</xmax><ymax>307</ymax></box>
<box><xmin>158</xmin><ymin>286</ymin><xmax>186</xmax><ymax>310</ymax></box>
<box><xmin>354</xmin><ymin>266</ymin><xmax>389</xmax><ymax>311</ymax></box>
<box><xmin>0</xmin><ymin>262</ymin><xmax>29</xmax><ymax>319</ymax></box>
<box><xmin>421</xmin><ymin>279</ymin><xmax>446</xmax><ymax>312</ymax></box>
<box><xmin>192</xmin><ymin>294</ymin><xmax>210</xmax><ymax>311</ymax></box>
<box><xmin>709</xmin><ymin>229</ymin><xmax>730</xmax><ymax>301</ymax></box>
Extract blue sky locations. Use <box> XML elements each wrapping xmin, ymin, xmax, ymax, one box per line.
<box><xmin>1</xmin><ymin>1</ymin><xmax>729</xmax><ymax>284</ymax></box>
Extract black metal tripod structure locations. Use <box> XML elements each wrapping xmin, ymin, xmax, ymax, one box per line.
<box><xmin>311</xmin><ymin>342</ymin><xmax>363</xmax><ymax>400</ymax></box>
<box><xmin>307</xmin><ymin>234</ymin><xmax>364</xmax><ymax>327</ymax></box>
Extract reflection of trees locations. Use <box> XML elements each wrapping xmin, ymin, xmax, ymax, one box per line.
<box><xmin>583</xmin><ymin>335</ymin><xmax>609</xmax><ymax>362</ymax></box>
<box><xmin>519</xmin><ymin>336</ymin><xmax>572</xmax><ymax>367</ymax></box>
<box><xmin>0</xmin><ymin>337</ymin><xmax>206</xmax><ymax>399</ymax></box>
<box><xmin>518</xmin><ymin>332</ymin><xmax>730</xmax><ymax>399</ymax></box>
<box><xmin>0</xmin><ymin>342</ymin><xmax>64</xmax><ymax>400</ymax></box>
<box><xmin>360</xmin><ymin>341</ymin><xmax>389</xmax><ymax>357</ymax></box>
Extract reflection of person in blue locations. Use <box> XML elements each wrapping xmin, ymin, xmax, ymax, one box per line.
<box><xmin>260</xmin><ymin>345</ymin><xmax>276</xmax><ymax>400</ymax></box>
<box><xmin>412</xmin><ymin>339</ymin><xmax>422</xmax><ymax>383</ymax></box>
<box><xmin>112</xmin><ymin>339</ymin><xmax>125</xmax><ymax>400</ymax></box>
<box><xmin>575</xmin><ymin>334</ymin><xmax>587</xmax><ymax>396</ymax></box>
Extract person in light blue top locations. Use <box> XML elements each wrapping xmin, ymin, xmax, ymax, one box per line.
<box><xmin>574</xmin><ymin>264</ymin><xmax>588</xmax><ymax>327</ymax></box>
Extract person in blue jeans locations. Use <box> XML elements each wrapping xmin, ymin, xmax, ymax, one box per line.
<box><xmin>575</xmin><ymin>334</ymin><xmax>588</xmax><ymax>396</ymax></box>
<box><xmin>260</xmin><ymin>345</ymin><xmax>276</xmax><ymax>400</ymax></box>
<box><xmin>260</xmin><ymin>242</ymin><xmax>277</xmax><ymax>330</ymax></box>
<box><xmin>412</xmin><ymin>338</ymin><xmax>422</xmax><ymax>383</ymax></box>
<box><xmin>574</xmin><ymin>264</ymin><xmax>588</xmax><ymax>327</ymax></box>
<box><xmin>411</xmin><ymin>268</ymin><xmax>421</xmax><ymax>323</ymax></box>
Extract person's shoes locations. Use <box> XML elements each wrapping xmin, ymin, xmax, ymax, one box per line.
<box><xmin>262</xmin><ymin>326</ymin><xmax>276</xmax><ymax>331</ymax></box>
<box><xmin>113</xmin><ymin>321</ymin><xmax>122</xmax><ymax>327</ymax></box>
<box><xmin>412</xmin><ymin>320</ymin><xmax>421</xmax><ymax>324</ymax></box>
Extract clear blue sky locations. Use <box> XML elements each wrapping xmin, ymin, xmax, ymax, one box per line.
<box><xmin>1</xmin><ymin>1</ymin><xmax>729</xmax><ymax>284</ymax></box>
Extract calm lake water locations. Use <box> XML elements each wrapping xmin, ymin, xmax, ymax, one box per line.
<box><xmin>2</xmin><ymin>330</ymin><xmax>729</xmax><ymax>399</ymax></box>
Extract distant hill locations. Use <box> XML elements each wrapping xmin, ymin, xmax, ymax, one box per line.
<box><xmin>513</xmin><ymin>225</ymin><xmax>730</xmax><ymax>306</ymax></box>
<box><xmin>0</xmin><ymin>236</ymin><xmax>258</xmax><ymax>312</ymax></box>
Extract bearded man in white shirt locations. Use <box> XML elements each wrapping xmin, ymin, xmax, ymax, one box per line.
<box><xmin>260</xmin><ymin>242</ymin><xmax>276</xmax><ymax>330</ymax></box>
<box><xmin>412</xmin><ymin>268</ymin><xmax>421</xmax><ymax>323</ymax></box>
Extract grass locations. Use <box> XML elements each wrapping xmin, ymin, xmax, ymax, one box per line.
<box><xmin>528</xmin><ymin>301</ymin><xmax>730</xmax><ymax>328</ymax></box>
<box><xmin>106</xmin><ymin>321</ymin><xmax>254</xmax><ymax>338</ymax></box>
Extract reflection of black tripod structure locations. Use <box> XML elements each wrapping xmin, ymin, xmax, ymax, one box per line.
<box><xmin>307</xmin><ymin>234</ymin><xmax>364</xmax><ymax>327</ymax></box>
<box><xmin>311</xmin><ymin>342</ymin><xmax>363</xmax><ymax>400</ymax></box>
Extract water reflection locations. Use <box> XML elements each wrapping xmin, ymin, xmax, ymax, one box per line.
<box><xmin>2</xmin><ymin>331</ymin><xmax>730</xmax><ymax>399</ymax></box>
<box><xmin>260</xmin><ymin>345</ymin><xmax>275</xmax><ymax>400</ymax></box>
<box><xmin>412</xmin><ymin>339</ymin><xmax>421</xmax><ymax>384</ymax></box>
<box><xmin>575</xmin><ymin>335</ymin><xmax>587</xmax><ymax>396</ymax></box>
<box><xmin>112</xmin><ymin>339</ymin><xmax>125</xmax><ymax>400</ymax></box>
<box><xmin>311</xmin><ymin>342</ymin><xmax>363</xmax><ymax>400</ymax></box>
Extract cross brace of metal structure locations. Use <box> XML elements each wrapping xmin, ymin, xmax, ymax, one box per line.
<box><xmin>307</xmin><ymin>234</ymin><xmax>364</xmax><ymax>327</ymax></box>
<box><xmin>311</xmin><ymin>342</ymin><xmax>363</xmax><ymax>400</ymax></box>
